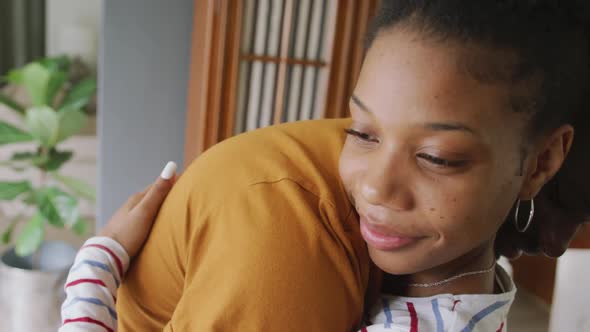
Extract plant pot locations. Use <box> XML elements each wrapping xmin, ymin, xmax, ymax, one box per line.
<box><xmin>0</xmin><ymin>241</ymin><xmax>77</xmax><ymax>331</ymax></box>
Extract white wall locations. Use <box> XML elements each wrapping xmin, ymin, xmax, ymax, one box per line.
<box><xmin>46</xmin><ymin>0</ymin><xmax>102</xmax><ymax>68</ymax></box>
<box><xmin>44</xmin><ymin>0</ymin><xmax>193</xmax><ymax>228</ymax></box>
<box><xmin>98</xmin><ymin>0</ymin><xmax>193</xmax><ymax>226</ymax></box>
<box><xmin>550</xmin><ymin>249</ymin><xmax>590</xmax><ymax>331</ymax></box>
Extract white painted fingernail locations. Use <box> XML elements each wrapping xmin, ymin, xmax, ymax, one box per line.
<box><xmin>160</xmin><ymin>161</ymin><xmax>177</xmax><ymax>180</ymax></box>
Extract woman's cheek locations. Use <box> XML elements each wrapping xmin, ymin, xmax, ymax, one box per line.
<box><xmin>339</xmin><ymin>148</ymin><xmax>369</xmax><ymax>187</ymax></box>
<box><xmin>431</xmin><ymin>194</ymin><xmax>486</xmax><ymax>240</ymax></box>
<box><xmin>338</xmin><ymin>149</ymin><xmax>354</xmax><ymax>185</ymax></box>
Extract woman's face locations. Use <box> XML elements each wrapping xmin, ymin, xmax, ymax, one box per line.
<box><xmin>339</xmin><ymin>29</ymin><xmax>531</xmax><ymax>275</ymax></box>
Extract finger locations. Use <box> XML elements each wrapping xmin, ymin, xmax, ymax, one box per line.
<box><xmin>125</xmin><ymin>191</ymin><xmax>146</xmax><ymax>210</ymax></box>
<box><xmin>135</xmin><ymin>162</ymin><xmax>177</xmax><ymax>216</ymax></box>
<box><xmin>124</xmin><ymin>181</ymin><xmax>153</xmax><ymax>210</ymax></box>
<box><xmin>140</xmin><ymin>183</ymin><xmax>152</xmax><ymax>195</ymax></box>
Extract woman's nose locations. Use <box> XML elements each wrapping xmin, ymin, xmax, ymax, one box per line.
<box><xmin>359</xmin><ymin>156</ymin><xmax>414</xmax><ymax>211</ymax></box>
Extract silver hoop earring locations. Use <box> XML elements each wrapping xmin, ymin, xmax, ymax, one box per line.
<box><xmin>514</xmin><ymin>198</ymin><xmax>534</xmax><ymax>233</ymax></box>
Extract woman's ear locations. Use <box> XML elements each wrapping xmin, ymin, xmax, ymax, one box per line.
<box><xmin>520</xmin><ymin>124</ymin><xmax>574</xmax><ymax>199</ymax></box>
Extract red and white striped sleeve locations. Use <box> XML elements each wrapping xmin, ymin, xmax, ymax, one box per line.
<box><xmin>59</xmin><ymin>237</ymin><xmax>130</xmax><ymax>332</ymax></box>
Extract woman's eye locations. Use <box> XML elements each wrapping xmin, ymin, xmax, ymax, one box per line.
<box><xmin>416</xmin><ymin>153</ymin><xmax>466</xmax><ymax>168</ymax></box>
<box><xmin>344</xmin><ymin>128</ymin><xmax>379</xmax><ymax>143</ymax></box>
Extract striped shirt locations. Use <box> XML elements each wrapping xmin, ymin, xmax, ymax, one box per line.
<box><xmin>60</xmin><ymin>237</ymin><xmax>515</xmax><ymax>332</ymax></box>
<box><xmin>363</xmin><ymin>266</ymin><xmax>516</xmax><ymax>331</ymax></box>
<box><xmin>59</xmin><ymin>237</ymin><xmax>129</xmax><ymax>332</ymax></box>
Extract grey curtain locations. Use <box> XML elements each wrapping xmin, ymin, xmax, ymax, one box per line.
<box><xmin>0</xmin><ymin>0</ymin><xmax>46</xmax><ymax>77</ymax></box>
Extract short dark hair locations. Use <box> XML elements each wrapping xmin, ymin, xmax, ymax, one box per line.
<box><xmin>366</xmin><ymin>1</ymin><xmax>590</xmax><ymax>256</ymax></box>
<box><xmin>366</xmin><ymin>0</ymin><xmax>589</xmax><ymax>138</ymax></box>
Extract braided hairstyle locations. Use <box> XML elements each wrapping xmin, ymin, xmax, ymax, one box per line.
<box><xmin>366</xmin><ymin>0</ymin><xmax>590</xmax><ymax>258</ymax></box>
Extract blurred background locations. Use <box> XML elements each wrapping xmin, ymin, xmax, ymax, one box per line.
<box><xmin>0</xmin><ymin>1</ymin><xmax>588</xmax><ymax>331</ymax></box>
<box><xmin>0</xmin><ymin>0</ymin><xmax>100</xmax><ymax>251</ymax></box>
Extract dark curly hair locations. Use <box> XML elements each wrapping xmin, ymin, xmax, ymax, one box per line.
<box><xmin>366</xmin><ymin>0</ymin><xmax>590</xmax><ymax>257</ymax></box>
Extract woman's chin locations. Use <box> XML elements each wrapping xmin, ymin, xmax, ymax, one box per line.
<box><xmin>367</xmin><ymin>246</ymin><xmax>429</xmax><ymax>275</ymax></box>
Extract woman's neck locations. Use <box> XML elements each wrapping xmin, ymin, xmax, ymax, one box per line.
<box><xmin>382</xmin><ymin>244</ymin><xmax>497</xmax><ymax>297</ymax></box>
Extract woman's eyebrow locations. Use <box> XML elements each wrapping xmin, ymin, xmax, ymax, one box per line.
<box><xmin>351</xmin><ymin>94</ymin><xmax>372</xmax><ymax>113</ymax></box>
<box><xmin>424</xmin><ymin>122</ymin><xmax>478</xmax><ymax>136</ymax></box>
<box><xmin>352</xmin><ymin>94</ymin><xmax>478</xmax><ymax>136</ymax></box>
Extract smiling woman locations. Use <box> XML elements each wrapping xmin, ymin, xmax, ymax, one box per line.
<box><xmin>341</xmin><ymin>29</ymin><xmax>539</xmax><ymax>294</ymax></box>
<box><xmin>340</xmin><ymin>0</ymin><xmax>590</xmax><ymax>304</ymax></box>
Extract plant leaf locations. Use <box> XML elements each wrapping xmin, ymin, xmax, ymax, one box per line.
<box><xmin>15</xmin><ymin>212</ymin><xmax>45</xmax><ymax>256</ymax></box>
<box><xmin>0</xmin><ymin>94</ymin><xmax>25</xmax><ymax>115</ymax></box>
<box><xmin>1</xmin><ymin>225</ymin><xmax>13</xmax><ymax>244</ymax></box>
<box><xmin>39</xmin><ymin>55</ymin><xmax>71</xmax><ymax>73</ymax></box>
<box><xmin>9</xmin><ymin>149</ymin><xmax>73</xmax><ymax>171</ymax></box>
<box><xmin>52</xmin><ymin>173</ymin><xmax>96</xmax><ymax>202</ymax></box>
<box><xmin>11</xmin><ymin>152</ymin><xmax>35</xmax><ymax>161</ymax></box>
<box><xmin>7</xmin><ymin>151</ymin><xmax>46</xmax><ymax>172</ymax></box>
<box><xmin>57</xmin><ymin>108</ymin><xmax>88</xmax><ymax>142</ymax></box>
<box><xmin>44</xmin><ymin>149</ymin><xmax>73</xmax><ymax>171</ymax></box>
<box><xmin>5</xmin><ymin>68</ymin><xmax>23</xmax><ymax>84</ymax></box>
<box><xmin>72</xmin><ymin>217</ymin><xmax>89</xmax><ymax>236</ymax></box>
<box><xmin>1</xmin><ymin>215</ymin><xmax>21</xmax><ymax>244</ymax></box>
<box><xmin>0</xmin><ymin>180</ymin><xmax>32</xmax><ymax>200</ymax></box>
<box><xmin>20</xmin><ymin>63</ymin><xmax>51</xmax><ymax>106</ymax></box>
<box><xmin>21</xmin><ymin>191</ymin><xmax>37</xmax><ymax>205</ymax></box>
<box><xmin>11</xmin><ymin>151</ymin><xmax>41</xmax><ymax>163</ymax></box>
<box><xmin>38</xmin><ymin>187</ymin><xmax>79</xmax><ymax>228</ymax></box>
<box><xmin>46</xmin><ymin>72</ymin><xmax>67</xmax><ymax>107</ymax></box>
<box><xmin>0</xmin><ymin>121</ymin><xmax>34</xmax><ymax>145</ymax></box>
<box><xmin>60</xmin><ymin>77</ymin><xmax>96</xmax><ymax>111</ymax></box>
<box><xmin>25</xmin><ymin>106</ymin><xmax>60</xmax><ymax>147</ymax></box>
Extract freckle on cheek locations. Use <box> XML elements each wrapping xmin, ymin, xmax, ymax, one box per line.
<box><xmin>430</xmin><ymin>207</ymin><xmax>436</xmax><ymax>212</ymax></box>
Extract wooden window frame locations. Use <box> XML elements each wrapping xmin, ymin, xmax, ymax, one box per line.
<box><xmin>184</xmin><ymin>0</ymin><xmax>377</xmax><ymax>164</ymax></box>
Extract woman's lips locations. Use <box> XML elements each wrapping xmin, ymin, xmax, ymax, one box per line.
<box><xmin>359</xmin><ymin>216</ymin><xmax>421</xmax><ymax>251</ymax></box>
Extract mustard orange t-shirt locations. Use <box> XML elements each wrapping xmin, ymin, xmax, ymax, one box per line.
<box><xmin>117</xmin><ymin>119</ymin><xmax>379</xmax><ymax>331</ymax></box>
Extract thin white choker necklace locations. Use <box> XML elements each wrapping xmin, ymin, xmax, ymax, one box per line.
<box><xmin>407</xmin><ymin>262</ymin><xmax>497</xmax><ymax>288</ymax></box>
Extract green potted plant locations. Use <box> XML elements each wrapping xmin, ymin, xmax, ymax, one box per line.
<box><xmin>0</xmin><ymin>55</ymin><xmax>97</xmax><ymax>331</ymax></box>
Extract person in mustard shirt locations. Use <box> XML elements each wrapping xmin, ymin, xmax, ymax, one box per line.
<box><xmin>116</xmin><ymin>118</ymin><xmax>376</xmax><ymax>331</ymax></box>
<box><xmin>103</xmin><ymin>1</ymin><xmax>590</xmax><ymax>331</ymax></box>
